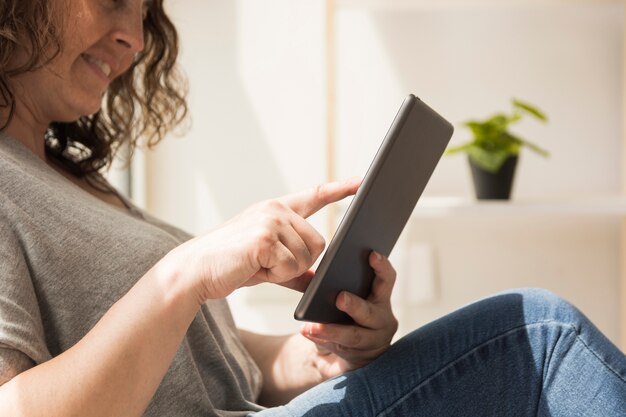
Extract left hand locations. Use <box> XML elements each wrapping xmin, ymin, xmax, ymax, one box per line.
<box><xmin>300</xmin><ymin>251</ymin><xmax>398</xmax><ymax>378</ymax></box>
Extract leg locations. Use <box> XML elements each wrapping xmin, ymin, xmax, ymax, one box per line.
<box><xmin>252</xmin><ymin>289</ymin><xmax>626</xmax><ymax>417</ymax></box>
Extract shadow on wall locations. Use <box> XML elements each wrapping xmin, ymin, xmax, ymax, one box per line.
<box><xmin>362</xmin><ymin>4</ymin><xmax>623</xmax><ymax>197</ymax></box>
<box><xmin>173</xmin><ymin>0</ymin><xmax>288</xmax><ymax>224</ymax></box>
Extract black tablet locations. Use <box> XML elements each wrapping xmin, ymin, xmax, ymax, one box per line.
<box><xmin>294</xmin><ymin>94</ymin><xmax>453</xmax><ymax>323</ymax></box>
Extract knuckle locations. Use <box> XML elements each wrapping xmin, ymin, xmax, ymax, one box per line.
<box><xmin>351</xmin><ymin>326</ymin><xmax>363</xmax><ymax>347</ymax></box>
<box><xmin>255</xmin><ymin>227</ymin><xmax>275</xmax><ymax>244</ymax></box>
<box><xmin>389</xmin><ymin>316</ymin><xmax>399</xmax><ymax>334</ymax></box>
<box><xmin>273</xmin><ymin>254</ymin><xmax>298</xmax><ymax>280</ymax></box>
<box><xmin>299</xmin><ymin>251</ymin><xmax>312</xmax><ymax>269</ymax></box>
<box><xmin>312</xmin><ymin>183</ymin><xmax>326</xmax><ymax>201</ymax></box>
<box><xmin>265</xmin><ymin>199</ymin><xmax>282</xmax><ymax>209</ymax></box>
<box><xmin>335</xmin><ymin>343</ymin><xmax>348</xmax><ymax>353</ymax></box>
<box><xmin>295</xmin><ymin>242</ymin><xmax>313</xmax><ymax>272</ymax></box>
<box><xmin>379</xmin><ymin>263</ymin><xmax>397</xmax><ymax>287</ymax></box>
<box><xmin>288</xmin><ymin>257</ymin><xmax>301</xmax><ymax>275</ymax></box>
<box><xmin>261</xmin><ymin>199</ymin><xmax>287</xmax><ymax>214</ymax></box>
<box><xmin>313</xmin><ymin>235</ymin><xmax>326</xmax><ymax>258</ymax></box>
<box><xmin>303</xmin><ymin>252</ymin><xmax>314</xmax><ymax>271</ymax></box>
<box><xmin>388</xmin><ymin>262</ymin><xmax>397</xmax><ymax>277</ymax></box>
<box><xmin>258</xmin><ymin>215</ymin><xmax>283</xmax><ymax>233</ymax></box>
<box><xmin>388</xmin><ymin>271</ymin><xmax>397</xmax><ymax>286</ymax></box>
<box><xmin>295</xmin><ymin>257</ymin><xmax>310</xmax><ymax>276</ymax></box>
<box><xmin>362</xmin><ymin>302</ymin><xmax>374</xmax><ymax>322</ymax></box>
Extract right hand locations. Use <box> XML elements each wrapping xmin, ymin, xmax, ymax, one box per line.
<box><xmin>163</xmin><ymin>178</ymin><xmax>361</xmax><ymax>302</ymax></box>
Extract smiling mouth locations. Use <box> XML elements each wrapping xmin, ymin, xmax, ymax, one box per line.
<box><xmin>81</xmin><ymin>53</ymin><xmax>112</xmax><ymax>78</ymax></box>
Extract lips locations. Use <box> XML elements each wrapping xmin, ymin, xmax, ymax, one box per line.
<box><xmin>81</xmin><ymin>53</ymin><xmax>112</xmax><ymax>78</ymax></box>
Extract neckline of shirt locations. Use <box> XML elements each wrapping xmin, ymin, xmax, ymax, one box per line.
<box><xmin>0</xmin><ymin>130</ymin><xmax>145</xmax><ymax>221</ymax></box>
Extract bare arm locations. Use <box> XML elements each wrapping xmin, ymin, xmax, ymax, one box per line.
<box><xmin>0</xmin><ymin>179</ymin><xmax>359</xmax><ymax>416</ymax></box>
<box><xmin>240</xmin><ymin>330</ymin><xmax>326</xmax><ymax>407</ymax></box>
<box><xmin>0</xmin><ymin>257</ymin><xmax>200</xmax><ymax>417</ymax></box>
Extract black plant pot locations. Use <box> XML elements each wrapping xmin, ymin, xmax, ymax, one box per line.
<box><xmin>469</xmin><ymin>155</ymin><xmax>518</xmax><ymax>200</ymax></box>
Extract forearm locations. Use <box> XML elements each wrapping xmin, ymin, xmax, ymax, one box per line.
<box><xmin>240</xmin><ymin>330</ymin><xmax>325</xmax><ymax>407</ymax></box>
<box><xmin>0</xmin><ymin>257</ymin><xmax>200</xmax><ymax>417</ymax></box>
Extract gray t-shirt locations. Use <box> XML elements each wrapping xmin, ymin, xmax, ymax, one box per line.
<box><xmin>0</xmin><ymin>134</ymin><xmax>264</xmax><ymax>416</ymax></box>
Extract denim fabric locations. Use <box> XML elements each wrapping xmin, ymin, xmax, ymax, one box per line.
<box><xmin>252</xmin><ymin>288</ymin><xmax>626</xmax><ymax>416</ymax></box>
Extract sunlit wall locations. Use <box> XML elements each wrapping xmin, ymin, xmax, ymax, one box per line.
<box><xmin>142</xmin><ymin>0</ymin><xmax>624</xmax><ymax>345</ymax></box>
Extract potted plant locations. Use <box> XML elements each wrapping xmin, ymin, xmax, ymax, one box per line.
<box><xmin>446</xmin><ymin>98</ymin><xmax>549</xmax><ymax>200</ymax></box>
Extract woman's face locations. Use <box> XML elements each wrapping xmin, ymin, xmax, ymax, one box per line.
<box><xmin>12</xmin><ymin>0</ymin><xmax>149</xmax><ymax>124</ymax></box>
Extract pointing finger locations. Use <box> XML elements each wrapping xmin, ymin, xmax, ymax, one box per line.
<box><xmin>279</xmin><ymin>177</ymin><xmax>361</xmax><ymax>219</ymax></box>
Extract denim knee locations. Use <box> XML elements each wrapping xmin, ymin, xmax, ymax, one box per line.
<box><xmin>509</xmin><ymin>288</ymin><xmax>585</xmax><ymax>331</ymax></box>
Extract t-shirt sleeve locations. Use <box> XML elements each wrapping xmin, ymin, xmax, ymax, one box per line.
<box><xmin>0</xmin><ymin>219</ymin><xmax>51</xmax><ymax>385</ymax></box>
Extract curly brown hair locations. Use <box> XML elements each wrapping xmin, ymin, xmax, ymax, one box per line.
<box><xmin>0</xmin><ymin>0</ymin><xmax>188</xmax><ymax>177</ymax></box>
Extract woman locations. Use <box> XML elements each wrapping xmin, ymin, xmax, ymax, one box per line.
<box><xmin>0</xmin><ymin>1</ymin><xmax>624</xmax><ymax>416</ymax></box>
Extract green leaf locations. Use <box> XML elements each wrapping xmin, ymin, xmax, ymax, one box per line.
<box><xmin>449</xmin><ymin>99</ymin><xmax>549</xmax><ymax>167</ymax></box>
<box><xmin>498</xmin><ymin>132</ymin><xmax>522</xmax><ymax>148</ymax></box>
<box><xmin>467</xmin><ymin>146</ymin><xmax>513</xmax><ymax>173</ymax></box>
<box><xmin>517</xmin><ymin>138</ymin><xmax>550</xmax><ymax>157</ymax></box>
<box><xmin>445</xmin><ymin>142</ymin><xmax>475</xmax><ymax>155</ymax></box>
<box><xmin>483</xmin><ymin>114</ymin><xmax>510</xmax><ymax>133</ymax></box>
<box><xmin>463</xmin><ymin>121</ymin><xmax>489</xmax><ymax>140</ymax></box>
<box><xmin>507</xmin><ymin>113</ymin><xmax>522</xmax><ymax>125</ymax></box>
<box><xmin>512</xmin><ymin>98</ymin><xmax>548</xmax><ymax>122</ymax></box>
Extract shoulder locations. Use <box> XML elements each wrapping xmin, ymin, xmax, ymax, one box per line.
<box><xmin>0</xmin><ymin>208</ymin><xmax>20</xmax><ymax>251</ymax></box>
<box><xmin>0</xmin><ymin>138</ymin><xmax>56</xmax><ymax>212</ymax></box>
<box><xmin>0</xmin><ymin>209</ymin><xmax>31</xmax><ymax>288</ymax></box>
<box><xmin>0</xmin><ymin>199</ymin><xmax>51</xmax><ymax>374</ymax></box>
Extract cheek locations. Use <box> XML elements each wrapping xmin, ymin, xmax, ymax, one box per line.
<box><xmin>59</xmin><ymin>6</ymin><xmax>99</xmax><ymax>66</ymax></box>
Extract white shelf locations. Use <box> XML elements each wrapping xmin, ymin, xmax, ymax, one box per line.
<box><xmin>336</xmin><ymin>0</ymin><xmax>622</xmax><ymax>11</ymax></box>
<box><xmin>412</xmin><ymin>195</ymin><xmax>626</xmax><ymax>217</ymax></box>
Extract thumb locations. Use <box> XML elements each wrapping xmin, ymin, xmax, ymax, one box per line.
<box><xmin>278</xmin><ymin>269</ymin><xmax>315</xmax><ymax>293</ymax></box>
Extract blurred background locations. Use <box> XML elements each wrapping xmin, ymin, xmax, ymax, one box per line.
<box><xmin>107</xmin><ymin>0</ymin><xmax>625</xmax><ymax>349</ymax></box>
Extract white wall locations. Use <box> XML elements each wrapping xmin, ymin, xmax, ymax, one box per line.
<box><xmin>336</xmin><ymin>3</ymin><xmax>623</xmax><ymax>197</ymax></box>
<box><xmin>143</xmin><ymin>0</ymin><xmax>624</xmax><ymax>345</ymax></box>
<box><xmin>333</xmin><ymin>2</ymin><xmax>624</xmax><ymax>343</ymax></box>
<box><xmin>147</xmin><ymin>0</ymin><xmax>327</xmax><ymax>233</ymax></box>
<box><xmin>146</xmin><ymin>0</ymin><xmax>329</xmax><ymax>332</ymax></box>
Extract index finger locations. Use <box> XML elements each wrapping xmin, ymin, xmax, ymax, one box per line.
<box><xmin>280</xmin><ymin>177</ymin><xmax>361</xmax><ymax>218</ymax></box>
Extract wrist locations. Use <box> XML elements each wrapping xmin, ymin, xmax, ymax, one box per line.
<box><xmin>153</xmin><ymin>246</ymin><xmax>204</xmax><ymax>308</ymax></box>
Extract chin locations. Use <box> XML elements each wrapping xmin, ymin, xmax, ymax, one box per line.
<box><xmin>59</xmin><ymin>103</ymin><xmax>104</xmax><ymax>122</ymax></box>
<box><xmin>66</xmin><ymin>91</ymin><xmax>107</xmax><ymax>119</ymax></box>
<box><xmin>82</xmin><ymin>100</ymin><xmax>105</xmax><ymax>117</ymax></box>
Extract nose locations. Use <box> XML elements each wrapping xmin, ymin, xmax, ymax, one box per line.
<box><xmin>111</xmin><ymin>11</ymin><xmax>145</xmax><ymax>54</ymax></box>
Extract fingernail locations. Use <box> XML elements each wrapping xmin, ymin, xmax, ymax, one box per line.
<box><xmin>308</xmin><ymin>323</ymin><xmax>320</xmax><ymax>336</ymax></box>
<box><xmin>375</xmin><ymin>252</ymin><xmax>383</xmax><ymax>261</ymax></box>
<box><xmin>342</xmin><ymin>292</ymin><xmax>351</xmax><ymax>307</ymax></box>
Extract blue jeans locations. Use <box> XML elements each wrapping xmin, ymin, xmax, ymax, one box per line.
<box><xmin>252</xmin><ymin>288</ymin><xmax>626</xmax><ymax>416</ymax></box>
